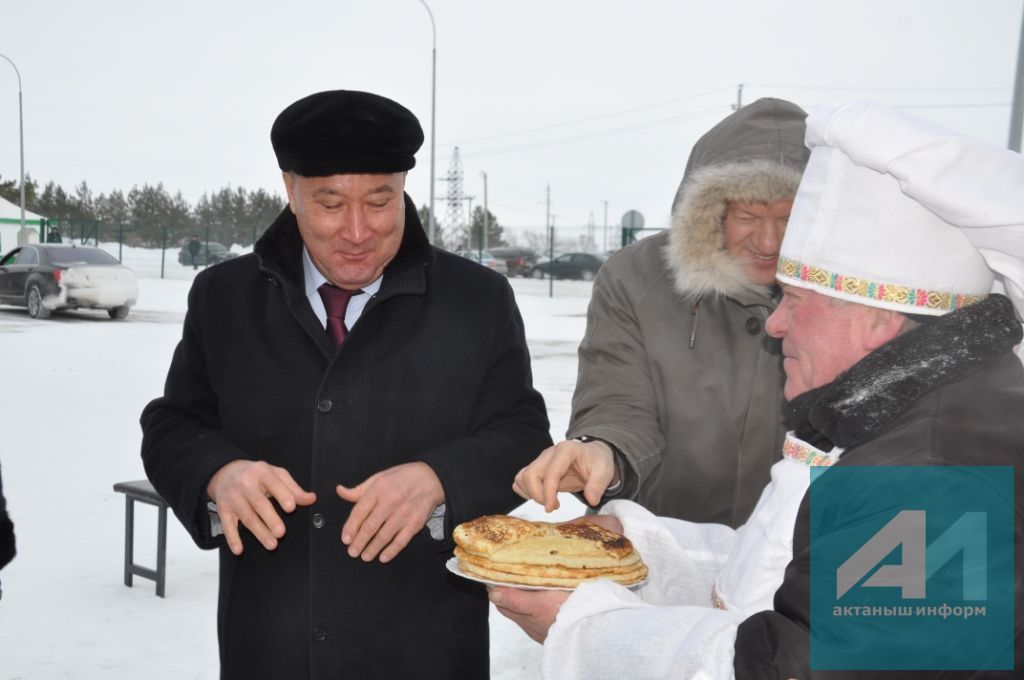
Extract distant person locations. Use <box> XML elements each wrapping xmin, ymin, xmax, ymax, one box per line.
<box><xmin>187</xmin><ymin>234</ymin><xmax>201</xmax><ymax>269</ymax></box>
<box><xmin>140</xmin><ymin>90</ymin><xmax>550</xmax><ymax>679</ymax></box>
<box><xmin>515</xmin><ymin>98</ymin><xmax>809</xmax><ymax>527</ymax></box>
<box><xmin>495</xmin><ymin>101</ymin><xmax>1024</xmax><ymax>679</ymax></box>
<box><xmin>45</xmin><ymin>227</ymin><xmax>62</xmax><ymax>243</ymax></box>
<box><xmin>0</xmin><ymin>458</ymin><xmax>15</xmax><ymax>601</ymax></box>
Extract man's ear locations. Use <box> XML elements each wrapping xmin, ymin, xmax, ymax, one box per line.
<box><xmin>282</xmin><ymin>172</ymin><xmax>297</xmax><ymax>214</ymax></box>
<box><xmin>863</xmin><ymin>307</ymin><xmax>909</xmax><ymax>352</ymax></box>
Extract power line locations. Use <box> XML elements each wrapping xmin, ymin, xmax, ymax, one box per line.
<box><xmin>442</xmin><ymin>86</ymin><xmax>734</xmax><ymax>148</ymax></box>
<box><xmin>749</xmin><ymin>83</ymin><xmax>1011</xmax><ymax>92</ymax></box>
<box><xmin>802</xmin><ymin>101</ymin><xmax>1010</xmax><ymax>111</ymax></box>
<box><xmin>459</xmin><ymin>105</ymin><xmax>725</xmax><ymax>159</ymax></box>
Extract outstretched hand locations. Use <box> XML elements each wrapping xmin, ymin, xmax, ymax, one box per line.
<box><xmin>206</xmin><ymin>460</ymin><xmax>317</xmax><ymax>556</ymax></box>
<box><xmin>513</xmin><ymin>439</ymin><xmax>618</xmax><ymax>511</ymax></box>
<box><xmin>336</xmin><ymin>461</ymin><xmax>444</xmax><ymax>563</ymax></box>
<box><xmin>490</xmin><ymin>586</ymin><xmax>570</xmax><ymax>644</ymax></box>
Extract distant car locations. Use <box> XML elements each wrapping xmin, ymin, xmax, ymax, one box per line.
<box><xmin>530</xmin><ymin>252</ymin><xmax>606</xmax><ymax>281</ymax></box>
<box><xmin>454</xmin><ymin>249</ymin><xmax>509</xmax><ymax>276</ymax></box>
<box><xmin>488</xmin><ymin>246</ymin><xmax>539</xmax><ymax>277</ymax></box>
<box><xmin>178</xmin><ymin>241</ymin><xmax>238</xmax><ymax>267</ymax></box>
<box><xmin>0</xmin><ymin>244</ymin><xmax>139</xmax><ymax>320</ymax></box>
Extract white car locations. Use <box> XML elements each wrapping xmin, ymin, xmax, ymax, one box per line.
<box><xmin>0</xmin><ymin>244</ymin><xmax>139</xmax><ymax>319</ymax></box>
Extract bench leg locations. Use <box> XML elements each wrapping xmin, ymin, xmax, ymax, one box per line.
<box><xmin>156</xmin><ymin>504</ymin><xmax>167</xmax><ymax>598</ymax></box>
<box><xmin>124</xmin><ymin>496</ymin><xmax>134</xmax><ymax>588</ymax></box>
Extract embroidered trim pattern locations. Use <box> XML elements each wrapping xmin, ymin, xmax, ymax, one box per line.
<box><xmin>782</xmin><ymin>433</ymin><xmax>838</xmax><ymax>467</ymax></box>
<box><xmin>777</xmin><ymin>256</ymin><xmax>986</xmax><ymax>311</ymax></box>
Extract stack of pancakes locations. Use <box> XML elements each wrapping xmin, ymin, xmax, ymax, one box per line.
<box><xmin>453</xmin><ymin>515</ymin><xmax>648</xmax><ymax>588</ymax></box>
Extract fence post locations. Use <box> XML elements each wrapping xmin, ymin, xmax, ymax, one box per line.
<box><xmin>118</xmin><ymin>223</ymin><xmax>124</xmax><ymax>263</ymax></box>
<box><xmin>161</xmin><ymin>225</ymin><xmax>167</xmax><ymax>280</ymax></box>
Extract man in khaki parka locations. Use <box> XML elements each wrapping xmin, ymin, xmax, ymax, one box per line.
<box><xmin>515</xmin><ymin>98</ymin><xmax>809</xmax><ymax>527</ymax></box>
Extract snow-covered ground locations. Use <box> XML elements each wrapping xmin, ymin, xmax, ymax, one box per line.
<box><xmin>0</xmin><ymin>243</ymin><xmax>591</xmax><ymax>679</ymax></box>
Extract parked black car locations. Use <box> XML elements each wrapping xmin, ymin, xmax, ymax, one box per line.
<box><xmin>488</xmin><ymin>246</ymin><xmax>539</xmax><ymax>277</ymax></box>
<box><xmin>0</xmin><ymin>244</ymin><xmax>139</xmax><ymax>319</ymax></box>
<box><xmin>177</xmin><ymin>241</ymin><xmax>238</xmax><ymax>266</ymax></box>
<box><xmin>530</xmin><ymin>252</ymin><xmax>606</xmax><ymax>281</ymax></box>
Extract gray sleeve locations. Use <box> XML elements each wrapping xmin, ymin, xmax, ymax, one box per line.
<box><xmin>567</xmin><ymin>260</ymin><xmax>666</xmax><ymax>492</ymax></box>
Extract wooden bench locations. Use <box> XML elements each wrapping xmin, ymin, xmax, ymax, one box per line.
<box><xmin>112</xmin><ymin>480</ymin><xmax>168</xmax><ymax>598</ymax></box>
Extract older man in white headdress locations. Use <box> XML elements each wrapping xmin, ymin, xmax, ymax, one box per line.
<box><xmin>492</xmin><ymin>102</ymin><xmax>1024</xmax><ymax>679</ymax></box>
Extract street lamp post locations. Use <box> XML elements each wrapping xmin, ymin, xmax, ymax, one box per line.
<box><xmin>415</xmin><ymin>0</ymin><xmax>438</xmax><ymax>244</ymax></box>
<box><xmin>0</xmin><ymin>52</ymin><xmax>25</xmax><ymax>231</ymax></box>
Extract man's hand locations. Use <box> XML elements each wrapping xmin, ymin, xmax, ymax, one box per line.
<box><xmin>490</xmin><ymin>586</ymin><xmax>570</xmax><ymax>644</ymax></box>
<box><xmin>513</xmin><ymin>439</ymin><xmax>618</xmax><ymax>511</ymax></box>
<box><xmin>336</xmin><ymin>462</ymin><xmax>444</xmax><ymax>564</ymax></box>
<box><xmin>206</xmin><ymin>460</ymin><xmax>317</xmax><ymax>556</ymax></box>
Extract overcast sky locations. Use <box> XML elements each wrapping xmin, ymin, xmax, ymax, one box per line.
<box><xmin>1</xmin><ymin>0</ymin><xmax>1021</xmax><ymax>242</ymax></box>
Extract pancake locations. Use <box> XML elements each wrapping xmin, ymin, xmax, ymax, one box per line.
<box><xmin>453</xmin><ymin>515</ymin><xmax>647</xmax><ymax>588</ymax></box>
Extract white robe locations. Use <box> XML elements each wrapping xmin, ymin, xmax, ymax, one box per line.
<box><xmin>542</xmin><ymin>434</ymin><xmax>839</xmax><ymax>679</ymax></box>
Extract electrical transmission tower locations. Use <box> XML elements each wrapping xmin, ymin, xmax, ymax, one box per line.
<box><xmin>442</xmin><ymin>147</ymin><xmax>467</xmax><ymax>249</ymax></box>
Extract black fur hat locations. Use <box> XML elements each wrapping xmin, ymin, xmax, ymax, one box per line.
<box><xmin>271</xmin><ymin>90</ymin><xmax>423</xmax><ymax>176</ymax></box>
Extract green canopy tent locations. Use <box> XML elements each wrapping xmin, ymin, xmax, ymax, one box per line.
<box><xmin>0</xmin><ymin>194</ymin><xmax>49</xmax><ymax>254</ymax></box>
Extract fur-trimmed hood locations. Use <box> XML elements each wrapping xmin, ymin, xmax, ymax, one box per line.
<box><xmin>665</xmin><ymin>98</ymin><xmax>809</xmax><ymax>298</ymax></box>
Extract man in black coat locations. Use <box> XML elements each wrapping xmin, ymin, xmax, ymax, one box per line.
<box><xmin>140</xmin><ymin>90</ymin><xmax>551</xmax><ymax>680</ymax></box>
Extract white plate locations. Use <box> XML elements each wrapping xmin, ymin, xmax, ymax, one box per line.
<box><xmin>445</xmin><ymin>557</ymin><xmax>647</xmax><ymax>591</ymax></box>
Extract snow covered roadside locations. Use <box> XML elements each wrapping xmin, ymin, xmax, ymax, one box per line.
<box><xmin>0</xmin><ymin>246</ymin><xmax>589</xmax><ymax>679</ymax></box>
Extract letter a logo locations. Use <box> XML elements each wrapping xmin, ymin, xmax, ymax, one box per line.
<box><xmin>836</xmin><ymin>510</ymin><xmax>987</xmax><ymax>600</ymax></box>
<box><xmin>837</xmin><ymin>510</ymin><xmax>926</xmax><ymax>599</ymax></box>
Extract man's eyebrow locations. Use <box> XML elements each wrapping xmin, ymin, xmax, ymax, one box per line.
<box><xmin>311</xmin><ymin>185</ymin><xmax>396</xmax><ymax>198</ymax></box>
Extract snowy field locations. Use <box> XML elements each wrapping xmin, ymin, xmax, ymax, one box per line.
<box><xmin>0</xmin><ymin>243</ymin><xmax>591</xmax><ymax>680</ymax></box>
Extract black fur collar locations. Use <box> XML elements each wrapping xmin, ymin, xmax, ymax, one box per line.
<box><xmin>785</xmin><ymin>295</ymin><xmax>1022</xmax><ymax>449</ymax></box>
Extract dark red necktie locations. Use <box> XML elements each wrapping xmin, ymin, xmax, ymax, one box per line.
<box><xmin>317</xmin><ymin>284</ymin><xmax>361</xmax><ymax>348</ymax></box>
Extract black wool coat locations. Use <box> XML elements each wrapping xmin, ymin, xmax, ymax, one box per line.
<box><xmin>140</xmin><ymin>197</ymin><xmax>551</xmax><ymax>680</ymax></box>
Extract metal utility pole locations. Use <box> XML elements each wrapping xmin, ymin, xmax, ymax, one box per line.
<box><xmin>547</xmin><ymin>184</ymin><xmax>553</xmax><ymax>298</ymax></box>
<box><xmin>731</xmin><ymin>83</ymin><xmax>744</xmax><ymax>111</ymax></box>
<box><xmin>603</xmin><ymin>200</ymin><xmax>609</xmax><ymax>252</ymax></box>
<box><xmin>1010</xmin><ymin>5</ymin><xmax>1024</xmax><ymax>152</ymax></box>
<box><xmin>416</xmin><ymin>0</ymin><xmax>438</xmax><ymax>243</ymax></box>
<box><xmin>0</xmin><ymin>53</ymin><xmax>25</xmax><ymax>230</ymax></box>
<box><xmin>481</xmin><ymin>171</ymin><xmax>488</xmax><ymax>257</ymax></box>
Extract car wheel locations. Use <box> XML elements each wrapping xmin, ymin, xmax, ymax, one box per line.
<box><xmin>581</xmin><ymin>270</ymin><xmax>595</xmax><ymax>282</ymax></box>
<box><xmin>26</xmin><ymin>284</ymin><xmax>51</xmax><ymax>319</ymax></box>
<box><xmin>532</xmin><ymin>268</ymin><xmax>545</xmax><ymax>279</ymax></box>
<box><xmin>108</xmin><ymin>306</ymin><xmax>130</xmax><ymax>320</ymax></box>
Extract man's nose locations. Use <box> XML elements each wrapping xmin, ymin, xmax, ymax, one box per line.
<box><xmin>754</xmin><ymin>219</ymin><xmax>785</xmax><ymax>253</ymax></box>
<box><xmin>343</xmin><ymin>208</ymin><xmax>372</xmax><ymax>243</ymax></box>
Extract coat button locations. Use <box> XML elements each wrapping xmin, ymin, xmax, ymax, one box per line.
<box><xmin>317</xmin><ymin>399</ymin><xmax>333</xmax><ymax>413</ymax></box>
<box><xmin>745</xmin><ymin>317</ymin><xmax>762</xmax><ymax>335</ymax></box>
<box><xmin>312</xmin><ymin>627</ymin><xmax>327</xmax><ymax>642</ymax></box>
<box><xmin>312</xmin><ymin>513</ymin><xmax>326</xmax><ymax>529</ymax></box>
